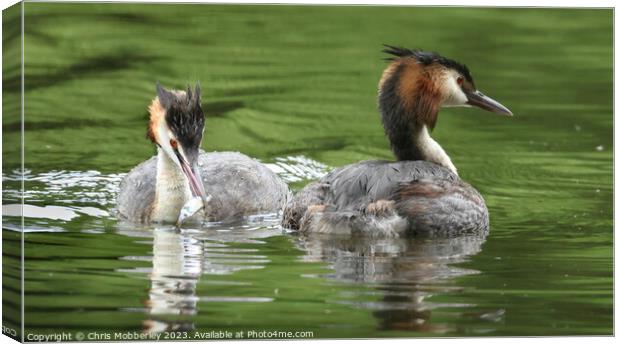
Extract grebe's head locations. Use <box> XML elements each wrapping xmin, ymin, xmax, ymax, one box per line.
<box><xmin>147</xmin><ymin>83</ymin><xmax>207</xmax><ymax>203</ymax></box>
<box><xmin>379</xmin><ymin>45</ymin><xmax>512</xmax><ymax>129</ymax></box>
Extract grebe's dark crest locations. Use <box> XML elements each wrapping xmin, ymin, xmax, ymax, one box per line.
<box><xmin>117</xmin><ymin>83</ymin><xmax>291</xmax><ymax>224</ymax></box>
<box><xmin>148</xmin><ymin>83</ymin><xmax>204</xmax><ymax>152</ymax></box>
<box><xmin>282</xmin><ymin>46</ymin><xmax>512</xmax><ymax>236</ymax></box>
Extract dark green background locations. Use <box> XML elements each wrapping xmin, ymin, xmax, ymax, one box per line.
<box><xmin>2</xmin><ymin>3</ymin><xmax>612</xmax><ymax>339</ymax></box>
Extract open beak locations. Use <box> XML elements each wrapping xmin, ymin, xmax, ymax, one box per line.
<box><xmin>466</xmin><ymin>90</ymin><xmax>513</xmax><ymax>116</ymax></box>
<box><xmin>176</xmin><ymin>151</ymin><xmax>209</xmax><ymax>206</ymax></box>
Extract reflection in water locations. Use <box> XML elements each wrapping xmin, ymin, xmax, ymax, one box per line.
<box><xmin>8</xmin><ymin>164</ymin><xmax>516</xmax><ymax>335</ymax></box>
<box><xmin>297</xmin><ymin>233</ymin><xmax>490</xmax><ymax>333</ymax></box>
<box><xmin>148</xmin><ymin>230</ymin><xmax>203</xmax><ymax>316</ymax></box>
<box><xmin>117</xmin><ymin>218</ymin><xmax>282</xmax><ymax>334</ymax></box>
<box><xmin>141</xmin><ymin>229</ymin><xmax>203</xmax><ymax>333</ymax></box>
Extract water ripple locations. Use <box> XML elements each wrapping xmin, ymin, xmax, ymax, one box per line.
<box><xmin>266</xmin><ymin>155</ymin><xmax>330</xmax><ymax>183</ymax></box>
<box><xmin>2</xmin><ymin>154</ymin><xmax>329</xmax><ymax>225</ymax></box>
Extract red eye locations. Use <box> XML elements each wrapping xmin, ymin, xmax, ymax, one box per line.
<box><xmin>457</xmin><ymin>76</ymin><xmax>464</xmax><ymax>85</ymax></box>
<box><xmin>170</xmin><ymin>139</ymin><xmax>178</xmax><ymax>149</ymax></box>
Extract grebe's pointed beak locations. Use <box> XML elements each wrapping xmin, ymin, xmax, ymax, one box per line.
<box><xmin>466</xmin><ymin>90</ymin><xmax>513</xmax><ymax>116</ymax></box>
<box><xmin>175</xmin><ymin>150</ymin><xmax>209</xmax><ymax>206</ymax></box>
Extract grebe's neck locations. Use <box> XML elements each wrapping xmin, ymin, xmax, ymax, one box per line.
<box><xmin>411</xmin><ymin>124</ymin><xmax>457</xmax><ymax>174</ymax></box>
<box><xmin>378</xmin><ymin>62</ymin><xmax>457</xmax><ymax>175</ymax></box>
<box><xmin>150</xmin><ymin>148</ymin><xmax>192</xmax><ymax>222</ymax></box>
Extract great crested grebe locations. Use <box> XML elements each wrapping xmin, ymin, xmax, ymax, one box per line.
<box><xmin>282</xmin><ymin>46</ymin><xmax>512</xmax><ymax>236</ymax></box>
<box><xmin>117</xmin><ymin>83</ymin><xmax>291</xmax><ymax>224</ymax></box>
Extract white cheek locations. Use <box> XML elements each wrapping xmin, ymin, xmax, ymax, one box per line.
<box><xmin>156</xmin><ymin>121</ymin><xmax>170</xmax><ymax>146</ymax></box>
<box><xmin>156</xmin><ymin>123</ymin><xmax>181</xmax><ymax>167</ymax></box>
<box><xmin>441</xmin><ymin>78</ymin><xmax>469</xmax><ymax>107</ymax></box>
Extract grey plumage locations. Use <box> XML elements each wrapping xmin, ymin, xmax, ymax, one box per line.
<box><xmin>282</xmin><ymin>160</ymin><xmax>488</xmax><ymax>236</ymax></box>
<box><xmin>116</xmin><ymin>156</ymin><xmax>157</xmax><ymax>223</ymax></box>
<box><xmin>117</xmin><ymin>151</ymin><xmax>291</xmax><ymax>223</ymax></box>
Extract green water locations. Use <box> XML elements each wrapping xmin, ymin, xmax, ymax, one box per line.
<box><xmin>2</xmin><ymin>3</ymin><xmax>613</xmax><ymax>339</ymax></box>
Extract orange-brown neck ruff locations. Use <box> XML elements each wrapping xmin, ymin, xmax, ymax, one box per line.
<box><xmin>147</xmin><ymin>97</ymin><xmax>165</xmax><ymax>144</ymax></box>
<box><xmin>395</xmin><ymin>58</ymin><xmax>442</xmax><ymax>129</ymax></box>
<box><xmin>378</xmin><ymin>58</ymin><xmax>442</xmax><ymax>161</ymax></box>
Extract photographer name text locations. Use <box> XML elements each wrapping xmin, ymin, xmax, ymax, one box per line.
<box><xmin>25</xmin><ymin>329</ymin><xmax>314</xmax><ymax>341</ymax></box>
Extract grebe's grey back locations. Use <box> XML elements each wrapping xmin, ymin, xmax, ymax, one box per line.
<box><xmin>117</xmin><ymin>83</ymin><xmax>291</xmax><ymax>224</ymax></box>
<box><xmin>282</xmin><ymin>46</ymin><xmax>512</xmax><ymax>236</ymax></box>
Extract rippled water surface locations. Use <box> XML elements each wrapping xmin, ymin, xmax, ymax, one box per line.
<box><xmin>2</xmin><ymin>3</ymin><xmax>612</xmax><ymax>339</ymax></box>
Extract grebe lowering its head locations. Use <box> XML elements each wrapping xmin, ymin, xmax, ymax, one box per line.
<box><xmin>282</xmin><ymin>46</ymin><xmax>512</xmax><ymax>237</ymax></box>
<box><xmin>117</xmin><ymin>83</ymin><xmax>291</xmax><ymax>225</ymax></box>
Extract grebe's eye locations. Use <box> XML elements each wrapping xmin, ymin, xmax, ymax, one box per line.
<box><xmin>170</xmin><ymin>139</ymin><xmax>178</xmax><ymax>150</ymax></box>
<box><xmin>457</xmin><ymin>76</ymin><xmax>464</xmax><ymax>86</ymax></box>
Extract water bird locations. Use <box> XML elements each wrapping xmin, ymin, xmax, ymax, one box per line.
<box><xmin>117</xmin><ymin>83</ymin><xmax>291</xmax><ymax>224</ymax></box>
<box><xmin>282</xmin><ymin>46</ymin><xmax>512</xmax><ymax>236</ymax></box>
